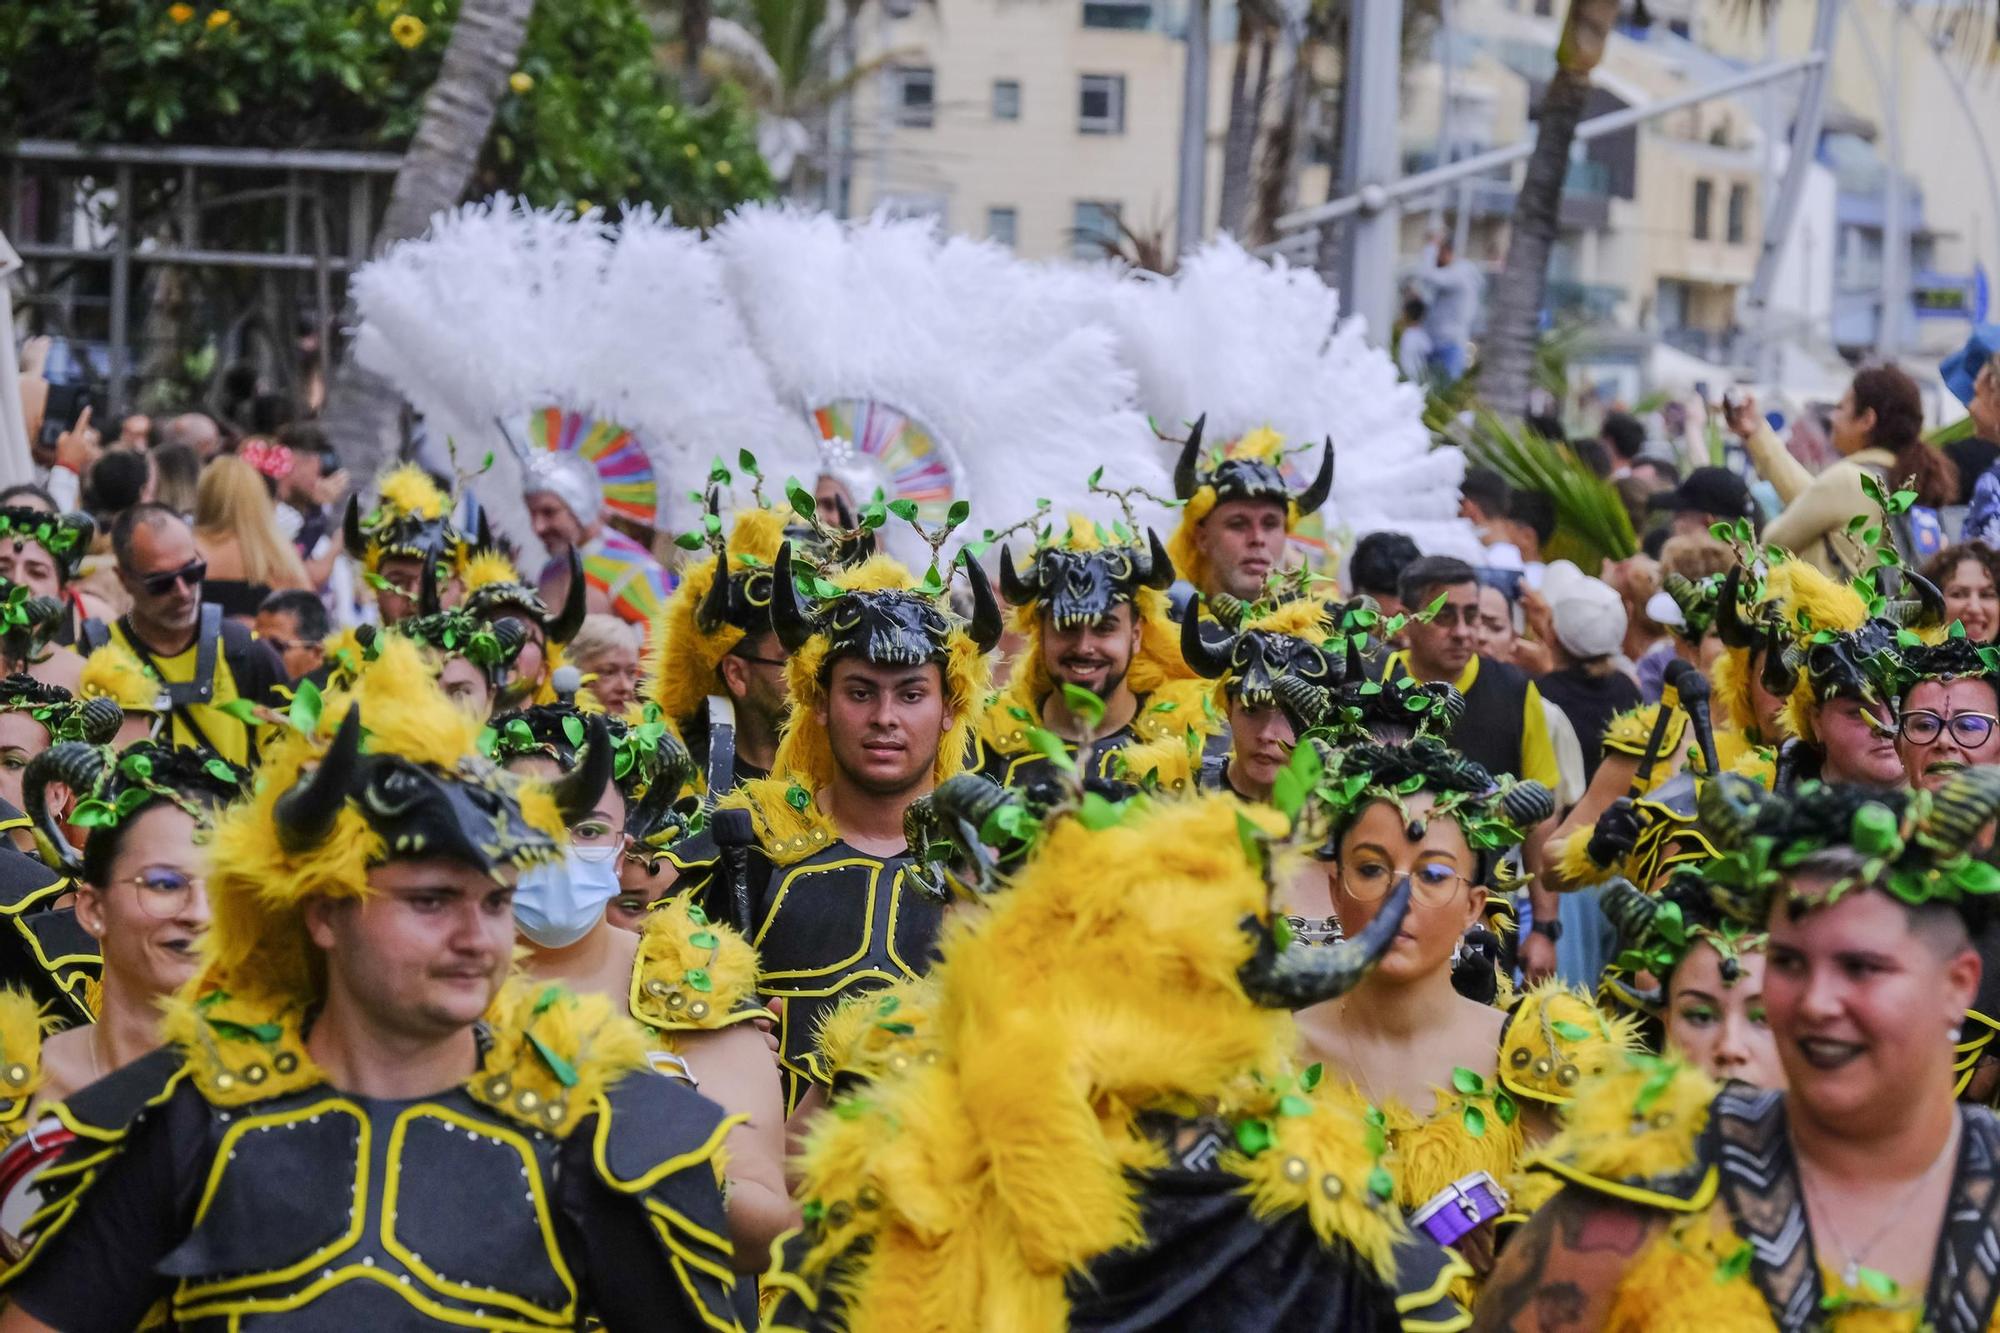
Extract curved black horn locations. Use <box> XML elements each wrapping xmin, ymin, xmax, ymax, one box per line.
<box><xmin>275</xmin><ymin>706</ymin><xmax>363</xmax><ymax>853</ymax></box>
<box><xmin>1599</xmin><ymin>878</ymin><xmax>1658</xmax><ymax>952</ymax></box>
<box><xmin>1901</xmin><ymin>569</ymin><xmax>1948</xmax><ymax>629</ymax></box>
<box><xmin>474</xmin><ymin>507</ymin><xmax>493</xmax><ymax>552</ymax></box>
<box><xmin>1238</xmin><ymin>872</ymin><xmax>1412</xmax><ymax>1008</ymax></box>
<box><xmin>1141</xmin><ymin>528</ymin><xmax>1176</xmax><ymax>590</ymax></box>
<box><xmin>768</xmin><ymin>542</ymin><xmax>816</xmax><ymax>654</ymax></box>
<box><xmin>342</xmin><ymin>495</ymin><xmax>367</xmax><ymax>562</ymax></box>
<box><xmin>1273</xmin><ymin>674</ymin><xmax>1335</xmax><ymax>733</ymax></box>
<box><xmin>1714</xmin><ymin>563</ymin><xmax>1758</xmax><ymax>650</ymax></box>
<box><xmin>74</xmin><ymin>697</ymin><xmax>124</xmax><ymax>747</ymax></box>
<box><xmin>22</xmin><ymin>742</ymin><xmax>104</xmax><ymax>879</ymax></box>
<box><xmin>1179</xmin><ymin>599</ymin><xmax>1238</xmax><ymax>679</ymax></box>
<box><xmin>1294</xmin><ymin>437</ymin><xmax>1335</xmax><ymax>517</ymax></box>
<box><xmin>417</xmin><ymin>549</ymin><xmax>442</xmax><ymax>617</ymax></box>
<box><xmin>547</xmin><ymin>547</ymin><xmax>587</xmax><ymax>646</ymax></box>
<box><xmin>1172</xmin><ymin>414</ymin><xmax>1207</xmax><ymax>500</ymax></box>
<box><xmin>1919</xmin><ymin>764</ymin><xmax>2000</xmax><ymax>855</ymax></box>
<box><xmin>696</xmin><ymin>529</ymin><xmax>733</xmax><ymax>634</ymax></box>
<box><xmin>997</xmin><ymin>544</ymin><xmax>1037</xmax><ymax>607</ymax></box>
<box><xmin>1759</xmin><ymin>629</ymin><xmax>1798</xmax><ymax>699</ymax></box>
<box><xmin>962</xmin><ymin>554</ymin><xmax>1004</xmax><ymax>654</ymax></box>
<box><xmin>550</xmin><ymin>714</ymin><xmax>614</xmax><ymax>826</ymax></box>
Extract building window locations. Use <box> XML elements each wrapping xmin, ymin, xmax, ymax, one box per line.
<box><xmin>992</xmin><ymin>79</ymin><xmax>1021</xmax><ymax>121</ymax></box>
<box><xmin>894</xmin><ymin>66</ymin><xmax>935</xmax><ymax>128</ymax></box>
<box><xmin>1073</xmin><ymin>200</ymin><xmax>1122</xmax><ymax>258</ymax></box>
<box><xmin>1692</xmin><ymin>177</ymin><xmax>1713</xmax><ymax>240</ymax></box>
<box><xmin>1726</xmin><ymin>182</ymin><xmax>1747</xmax><ymax>244</ymax></box>
<box><xmin>1079</xmin><ymin>74</ymin><xmax>1126</xmax><ymax>135</ymax></box>
<box><xmin>880</xmin><ymin>194</ymin><xmax>947</xmax><ymax>225</ymax></box>
<box><xmin>1532</xmin><ymin>0</ymin><xmax>1554</xmax><ymax>16</ymax></box>
<box><xmin>1082</xmin><ymin>1</ymin><xmax>1152</xmax><ymax>29</ymax></box>
<box><xmin>987</xmin><ymin>207</ymin><xmax>1018</xmax><ymax>248</ymax></box>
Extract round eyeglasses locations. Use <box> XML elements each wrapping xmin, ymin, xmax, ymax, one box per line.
<box><xmin>1338</xmin><ymin>860</ymin><xmax>1468</xmax><ymax>909</ymax></box>
<box><xmin>122</xmin><ymin>867</ymin><xmax>205</xmax><ymax>920</ymax></box>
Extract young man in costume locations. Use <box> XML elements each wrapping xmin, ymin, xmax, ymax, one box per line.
<box><xmin>765</xmin><ymin>778</ymin><xmax>1469</xmax><ymax>1331</ymax></box>
<box><xmin>88</xmin><ymin>505</ymin><xmax>285</xmax><ymax>768</ymax></box>
<box><xmin>1477</xmin><ymin>772</ymin><xmax>2000</xmax><ymax>1332</ymax></box>
<box><xmin>456</xmin><ymin>543</ymin><xmax>587</xmax><ymax>710</ymax></box>
<box><xmin>663</xmin><ymin>542</ymin><xmax>1001</xmax><ymax>1113</ymax></box>
<box><xmin>977</xmin><ymin>518</ymin><xmax>1215</xmax><ymax>788</ymax></box>
<box><xmin>339</xmin><ymin>463</ymin><xmax>465</xmax><ymax>626</ymax></box>
<box><xmin>0</xmin><ymin>638</ymin><xmax>744</xmax><ymax>1330</ymax></box>
<box><xmin>1167</xmin><ymin>418</ymin><xmax>1334</xmax><ymax>606</ymax></box>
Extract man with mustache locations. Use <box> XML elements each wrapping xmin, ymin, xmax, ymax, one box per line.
<box><xmin>976</xmin><ymin>519</ymin><xmax>1216</xmax><ymax>790</ymax></box>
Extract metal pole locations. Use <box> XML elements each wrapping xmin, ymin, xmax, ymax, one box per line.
<box><xmin>1881</xmin><ymin>0</ymin><xmax>1907</xmax><ymax>355</ymax></box>
<box><xmin>109</xmin><ymin>165</ymin><xmax>132</xmax><ymax>416</ymax></box>
<box><xmin>1337</xmin><ymin>0</ymin><xmax>1404</xmax><ymax>342</ymax></box>
<box><xmin>1741</xmin><ymin>0</ymin><xmax>1839</xmax><ymax>381</ymax></box>
<box><xmin>1177</xmin><ymin>0</ymin><xmax>1212</xmax><ymax>254</ymax></box>
<box><xmin>1432</xmin><ymin>0</ymin><xmax>1455</xmax><ymax>234</ymax></box>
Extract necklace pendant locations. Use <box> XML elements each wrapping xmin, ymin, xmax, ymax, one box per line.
<box><xmin>1842</xmin><ymin>1260</ymin><xmax>1861</xmax><ymax>1289</ymax></box>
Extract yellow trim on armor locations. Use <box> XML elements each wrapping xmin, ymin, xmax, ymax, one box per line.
<box><xmin>587</xmin><ymin>1087</ymin><xmax>742</xmax><ymax>1202</ymax></box>
<box><xmin>380</xmin><ymin>1103</ymin><xmax>577</xmax><ymax>1327</ymax></box>
<box><xmin>753</xmin><ymin>857</ymin><xmax>885</xmax><ymax>977</ymax></box>
<box><xmin>48</xmin><ymin>1062</ymin><xmax>190</xmax><ymax>1143</ymax></box>
<box><xmin>759</xmin><ymin>1231</ymin><xmax>817</xmax><ymax>1311</ymax></box>
<box><xmin>181</xmin><ymin>1099</ymin><xmax>370</xmax><ymax>1300</ymax></box>
<box><xmin>1535</xmin><ymin>1159</ymin><xmax>1720</xmax><ymax>1214</ymax></box>
<box><xmin>12</xmin><ymin>916</ymin><xmax>95</xmax><ymax>1004</ymax></box>
<box><xmin>0</xmin><ymin>874</ymin><xmax>69</xmax><ymax>918</ymax></box>
<box><xmin>668</xmin><ymin>1252</ymin><xmax>743</xmax><ymax>1333</ymax></box>
<box><xmin>172</xmin><ymin>1263</ymin><xmax>561</xmax><ymax>1332</ymax></box>
<box><xmin>643</xmin><ymin>1194</ymin><xmax>737</xmax><ymax>1263</ymax></box>
<box><xmin>651</xmin><ymin>1211</ymin><xmax>737</xmax><ymax>1286</ymax></box>
<box><xmin>1395</xmin><ymin>1249</ymin><xmax>1475</xmax><ymax>1331</ymax></box>
<box><xmin>0</xmin><ymin>816</ymin><xmax>29</xmax><ymax>833</ymax></box>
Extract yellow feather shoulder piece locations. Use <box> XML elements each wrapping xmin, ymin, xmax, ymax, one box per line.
<box><xmin>717</xmin><ymin>775</ymin><xmax>839</xmax><ymax>866</ymax></box>
<box><xmin>1243</xmin><ymin>598</ymin><xmax>1334</xmax><ymax>639</ymax></box>
<box><xmin>1375</xmin><ymin>1091</ymin><xmax>1526</xmax><ymax>1214</ymax></box>
<box><xmin>1225</xmin><ymin>1076</ymin><xmax>1403</xmax><ymax>1279</ymax></box>
<box><xmin>1497</xmin><ymin>982</ymin><xmax>1643</xmax><ymax>1106</ymax></box>
<box><xmin>812</xmin><ymin>977</ymin><xmax>938</xmax><ymax>1087</ymax></box>
<box><xmin>471</xmin><ymin>976</ymin><xmax>653</xmax><ymax>1138</ymax></box>
<box><xmin>460</xmin><ymin>549</ymin><xmax>526</xmax><ymax>593</ymax></box>
<box><xmin>1133</xmin><ymin>675</ymin><xmax>1223</xmax><ymax>744</ymax></box>
<box><xmin>1116</xmin><ymin>732</ymin><xmax>1199</xmax><ymax>791</ymax></box>
<box><xmin>158</xmin><ymin>983</ymin><xmax>323</xmax><ymax>1106</ymax></box>
<box><xmin>1529</xmin><ymin>1052</ymin><xmax>1717</xmax><ymax>1191</ymax></box>
<box><xmin>629</xmin><ymin>892</ymin><xmax>762</xmax><ymax>1036</ymax></box>
<box><xmin>1600</xmin><ymin>704</ymin><xmax>1686</xmax><ymax>763</ymax></box>
<box><xmin>1605</xmin><ymin>1207</ymin><xmax>1772</xmax><ymax>1332</ymax></box>
<box><xmin>376</xmin><ymin>463</ymin><xmax>447</xmax><ymax>521</ymax></box>
<box><xmin>78</xmin><ymin>641</ymin><xmax>162</xmax><ymax>713</ymax></box>
<box><xmin>0</xmin><ymin>990</ymin><xmax>52</xmax><ymax>1140</ymax></box>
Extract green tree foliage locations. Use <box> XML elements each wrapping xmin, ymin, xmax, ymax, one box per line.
<box><xmin>0</xmin><ymin>0</ymin><xmax>770</xmax><ymax>217</ymax></box>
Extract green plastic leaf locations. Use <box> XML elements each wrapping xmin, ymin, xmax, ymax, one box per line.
<box><xmin>1278</xmin><ymin>1093</ymin><xmax>1311</xmax><ymax>1118</ymax></box>
<box><xmin>887</xmin><ymin>499</ymin><xmax>920</xmax><ymax>521</ymax></box>
<box><xmin>1025</xmin><ymin>727</ymin><xmax>1078</xmax><ymax>774</ymax></box>
<box><xmin>1087</xmin><ymin>466</ymin><xmax>1104</xmax><ymax>488</ymax></box>
<box><xmin>1061</xmin><ymin>684</ymin><xmax>1106</xmax><ymax>731</ymax></box>
<box><xmin>204</xmin><ymin>759</ymin><xmax>239</xmax><ymax>786</ymax></box>
<box><xmin>218</xmin><ymin>698</ymin><xmax>261</xmax><ymax>725</ymax></box>
<box><xmin>1716</xmin><ymin>1241</ymin><xmax>1753</xmax><ymax>1283</ymax></box>
<box><xmin>685</xmin><ymin>968</ymin><xmax>713</xmax><ymax>992</ymax></box>
<box><xmin>1077</xmin><ymin>790</ymin><xmax>1121</xmax><ymax>830</ymax></box>
<box><xmin>561</xmin><ymin>715</ymin><xmax>586</xmax><ymax>749</ymax></box>
<box><xmin>208</xmin><ymin>1018</ymin><xmax>284</xmax><ymax>1044</ymax></box>
<box><xmin>1235</xmin><ymin>811</ymin><xmax>1266</xmax><ymax>875</ymax></box>
<box><xmin>786</xmin><ymin>479</ymin><xmax>818</xmax><ymax>521</ymax></box>
<box><xmin>1854</xmin><ymin>1266</ymin><xmax>1898</xmax><ymax>1300</ymax></box>
<box><xmin>1450</xmin><ymin>1067</ymin><xmax>1484</xmax><ymax>1094</ymax></box>
<box><xmin>1299</xmin><ymin>1063</ymin><xmax>1324</xmax><ymax>1091</ymax></box>
<box><xmin>1368</xmin><ymin>1166</ymin><xmax>1395</xmax><ymax>1201</ymax></box>
<box><xmin>1234</xmin><ymin>1118</ymin><xmax>1273</xmax><ymax>1155</ymax></box>
<box><xmin>1272</xmin><ymin>765</ymin><xmax>1308</xmax><ymax>821</ymax></box>
<box><xmin>1461</xmin><ymin>1105</ymin><xmax>1487</xmax><ymax>1138</ymax></box>
<box><xmin>1495</xmin><ymin>1091</ymin><xmax>1518</xmax><ymax>1125</ymax></box>
<box><xmin>945</xmin><ymin>499</ymin><xmax>971</xmax><ymax>527</ymax></box>
<box><xmin>526</xmin><ymin>1030</ymin><xmax>579</xmax><ymax>1088</ymax></box>
<box><xmin>1550</xmin><ymin>1019</ymin><xmax>1591</xmax><ymax>1042</ymax></box>
<box><xmin>737</xmin><ymin>449</ymin><xmax>761</xmax><ymax>477</ymax></box>
<box><xmin>689</xmin><ymin>930</ymin><xmax>717</xmax><ymax>949</ymax></box>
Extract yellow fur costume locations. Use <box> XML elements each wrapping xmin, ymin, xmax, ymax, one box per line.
<box><xmin>644</xmin><ymin>507</ymin><xmax>790</xmax><ymax>729</ymax></box>
<box><xmin>773</xmin><ymin>793</ymin><xmax>1451</xmax><ymax>1332</ymax></box>
<box><xmin>76</xmin><ymin>641</ymin><xmax>162</xmax><ymax>715</ymax></box>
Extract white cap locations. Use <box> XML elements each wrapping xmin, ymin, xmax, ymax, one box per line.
<box><xmin>1542</xmin><ymin>560</ymin><xmax>1627</xmax><ymax>660</ymax></box>
<box><xmin>523</xmin><ymin>452</ymin><xmax>604</xmax><ymax>527</ymax></box>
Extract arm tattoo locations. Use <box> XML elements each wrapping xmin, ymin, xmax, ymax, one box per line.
<box><xmin>1471</xmin><ymin>1189</ymin><xmax>1660</xmax><ymax>1332</ymax></box>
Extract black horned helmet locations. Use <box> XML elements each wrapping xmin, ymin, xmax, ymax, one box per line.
<box><xmin>1171</xmin><ymin>415</ymin><xmax>1335</xmax><ymax>517</ymax></box>
<box><xmin>1180</xmin><ymin>594</ymin><xmax>1345</xmax><ymax>709</ymax></box>
<box><xmin>769</xmin><ymin>541</ymin><xmax>1004</xmax><ymax>666</ymax></box>
<box><xmin>0</xmin><ymin>506</ymin><xmax>94</xmax><ymax>583</ymax></box>
<box><xmin>997</xmin><ymin>528</ymin><xmax>1175</xmax><ymax>628</ymax></box>
<box><xmin>459</xmin><ymin>546</ymin><xmax>588</xmax><ymax>649</ymax></box>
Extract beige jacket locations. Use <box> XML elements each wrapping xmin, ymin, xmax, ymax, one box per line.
<box><xmin>1744</xmin><ymin>424</ymin><xmax>1896</xmax><ymax>577</ymax></box>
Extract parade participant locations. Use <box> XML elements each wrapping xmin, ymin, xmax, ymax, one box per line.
<box><xmin>1291</xmin><ymin>738</ymin><xmax>1623</xmax><ymax>1284</ymax></box>
<box><xmin>1476</xmin><ymin>772</ymin><xmax>2000</xmax><ymax>1331</ymax></box>
<box><xmin>0</xmin><ymin>677</ymin><xmax>108</xmax><ymax>815</ymax></box>
<box><xmin>457</xmin><ymin>543</ymin><xmax>586</xmax><ymax>709</ymax></box>
<box><xmin>1179</xmin><ymin>594</ymin><xmax>1341</xmax><ymax>802</ymax></box>
<box><xmin>524</xmin><ymin>452</ymin><xmax>665</xmax><ymax>632</ymax></box>
<box><xmin>0</xmin><ymin>639</ymin><xmax>744</xmax><ymax>1330</ymax></box>
<box><xmin>664</xmin><ymin>541</ymin><xmax>1001</xmax><ymax>1112</ymax></box>
<box><xmin>89</xmin><ymin>505</ymin><xmax>286</xmax><ymax>767</ymax></box>
<box><xmin>1599</xmin><ymin>877</ymin><xmax>1783</xmax><ymax>1089</ymax></box>
<box><xmin>396</xmin><ymin>605</ymin><xmax>531</xmax><ymax>723</ymax></box>
<box><xmin>765</xmin><ymin>781</ymin><xmax>1469</xmax><ymax>1331</ymax></box>
<box><xmin>0</xmin><ymin>506</ymin><xmax>102</xmax><ymax>654</ymax></box>
<box><xmin>978</xmin><ymin>517</ymin><xmax>1214</xmax><ymax>787</ymax></box>
<box><xmin>1166</xmin><ymin>418</ymin><xmax>1334</xmax><ymax>604</ymax></box>
<box><xmin>339</xmin><ymin>462</ymin><xmax>464</xmax><ymax>625</ymax></box>
<box><xmin>646</xmin><ymin>501</ymin><xmax>797</xmax><ymax>796</ymax></box>
<box><xmin>19</xmin><ymin>740</ymin><xmax>244</xmax><ymax>1103</ymax></box>
<box><xmin>74</xmin><ymin>640</ymin><xmax>166</xmax><ymax>750</ymax></box>
<box><xmin>490</xmin><ymin>702</ymin><xmax>792</xmax><ymax>1269</ymax></box>
<box><xmin>1897</xmin><ymin>636</ymin><xmax>2000</xmax><ymax>792</ymax></box>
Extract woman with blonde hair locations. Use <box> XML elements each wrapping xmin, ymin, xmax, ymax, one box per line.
<box><xmin>191</xmin><ymin>452</ymin><xmax>309</xmax><ymax>622</ymax></box>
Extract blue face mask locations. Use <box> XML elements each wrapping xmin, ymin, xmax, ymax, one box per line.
<box><xmin>513</xmin><ymin>845</ymin><xmax>622</xmax><ymax>949</ymax></box>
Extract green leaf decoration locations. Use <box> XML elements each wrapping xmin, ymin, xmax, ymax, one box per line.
<box><xmin>738</xmin><ymin>449</ymin><xmax>761</xmax><ymax>476</ymax></box>
<box><xmin>945</xmin><ymin>499</ymin><xmax>972</xmax><ymax>527</ymax></box>
<box><xmin>1494</xmin><ymin>1091</ymin><xmax>1518</xmax><ymax>1125</ymax></box>
<box><xmin>786</xmin><ymin>784</ymin><xmax>811</xmax><ymax>812</ymax></box>
<box><xmin>1278</xmin><ymin>1093</ymin><xmax>1311</xmax><ymax>1118</ymax></box>
<box><xmin>1549</xmin><ymin>1019</ymin><xmax>1591</xmax><ymax>1042</ymax></box>
<box><xmin>684</xmin><ymin>968</ymin><xmax>713</xmax><ymax>992</ymax></box>
<box><xmin>1235</xmin><ymin>811</ymin><xmax>1267</xmax><ymax>875</ymax></box>
<box><xmin>1450</xmin><ymin>1067</ymin><xmax>1485</xmax><ymax>1094</ymax></box>
<box><xmin>204</xmin><ymin>758</ymin><xmax>239</xmax><ymax>787</ymax></box>
<box><xmin>526</xmin><ymin>1030</ymin><xmax>579</xmax><ymax>1088</ymax></box>
<box><xmin>1299</xmin><ymin>1063</ymin><xmax>1324</xmax><ymax>1092</ymax></box>
<box><xmin>689</xmin><ymin>930</ymin><xmax>717</xmax><ymax>949</ymax></box>
<box><xmin>561</xmin><ymin>715</ymin><xmax>586</xmax><ymax>749</ymax></box>
<box><xmin>288</xmin><ymin>679</ymin><xmax>323</xmax><ymax>736</ymax></box>
<box><xmin>1234</xmin><ymin>1118</ymin><xmax>1274</xmax><ymax>1155</ymax></box>
<box><xmin>675</xmin><ymin>531</ymin><xmax>704</xmax><ymax>551</ymax></box>
<box><xmin>1854</xmin><ymin>1267</ymin><xmax>1898</xmax><ymax>1300</ymax></box>
<box><xmin>1077</xmin><ymin>791</ymin><xmax>1121</xmax><ymax>831</ymax></box>
<box><xmin>1368</xmin><ymin>1166</ymin><xmax>1395</xmax><ymax>1201</ymax></box>
<box><xmin>887</xmin><ymin>499</ymin><xmax>920</xmax><ymax>521</ymax></box>
<box><xmin>1272</xmin><ymin>765</ymin><xmax>1308</xmax><ymax>821</ymax></box>
<box><xmin>1025</xmin><ymin>727</ymin><xmax>1078</xmax><ymax>773</ymax></box>
<box><xmin>208</xmin><ymin>1018</ymin><xmax>283</xmax><ymax>1043</ymax></box>
<box><xmin>1716</xmin><ymin>1242</ymin><xmax>1753</xmax><ymax>1283</ymax></box>
<box><xmin>1461</xmin><ymin>1105</ymin><xmax>1487</xmax><ymax>1138</ymax></box>
<box><xmin>219</xmin><ymin>698</ymin><xmax>261</xmax><ymax>724</ymax></box>
<box><xmin>1061</xmin><ymin>683</ymin><xmax>1107</xmax><ymax>731</ymax></box>
<box><xmin>917</xmin><ymin>564</ymin><xmax>945</xmax><ymax>598</ymax></box>
<box><xmin>69</xmin><ymin>799</ymin><xmax>116</xmax><ymax>828</ymax></box>
<box><xmin>532</xmin><ymin>985</ymin><xmax>564</xmax><ymax>1015</ymax></box>
<box><xmin>786</xmin><ymin>479</ymin><xmax>818</xmax><ymax>521</ymax></box>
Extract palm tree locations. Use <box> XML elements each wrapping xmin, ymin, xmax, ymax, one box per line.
<box><xmin>1216</xmin><ymin>2</ymin><xmax>1277</xmax><ymax>237</ymax></box>
<box><xmin>1476</xmin><ymin>0</ymin><xmax>1617</xmax><ymax>417</ymax></box>
<box><xmin>321</xmin><ymin>0</ymin><xmax>540</xmax><ymax>483</ymax></box>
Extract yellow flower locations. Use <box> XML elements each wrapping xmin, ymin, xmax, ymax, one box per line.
<box><xmin>714</xmin><ymin>159</ymin><xmax>732</xmax><ymax>178</ymax></box>
<box><xmin>508</xmin><ymin>71</ymin><xmax>534</xmax><ymax>94</ymax></box>
<box><xmin>682</xmin><ymin>142</ymin><xmax>700</xmax><ymax>160</ymax></box>
<box><xmin>168</xmin><ymin>3</ymin><xmax>195</xmax><ymax>21</ymax></box>
<box><xmin>390</xmin><ymin>13</ymin><xmax>426</xmax><ymax>48</ymax></box>
<box><xmin>206</xmin><ymin>8</ymin><xmax>231</xmax><ymax>27</ymax></box>
<box><xmin>574</xmin><ymin>199</ymin><xmax>592</xmax><ymax>215</ymax></box>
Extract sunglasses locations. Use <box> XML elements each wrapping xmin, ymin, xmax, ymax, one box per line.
<box><xmin>137</xmin><ymin>559</ymin><xmax>206</xmax><ymax>597</ymax></box>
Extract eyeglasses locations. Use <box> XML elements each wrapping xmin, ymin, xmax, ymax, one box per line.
<box><xmin>1898</xmin><ymin>710</ymin><xmax>1999</xmax><ymax>747</ymax></box>
<box><xmin>122</xmin><ymin>866</ymin><xmax>205</xmax><ymax>919</ymax></box>
<box><xmin>1338</xmin><ymin>859</ymin><xmax>1469</xmax><ymax>909</ymax></box>
<box><xmin>136</xmin><ymin>559</ymin><xmax>206</xmax><ymax>597</ymax></box>
<box><xmin>568</xmin><ymin>819</ymin><xmax>626</xmax><ymax>852</ymax></box>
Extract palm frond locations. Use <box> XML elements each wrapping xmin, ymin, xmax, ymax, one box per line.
<box><xmin>1463</xmin><ymin>408</ymin><xmax>1637</xmax><ymax>568</ymax></box>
